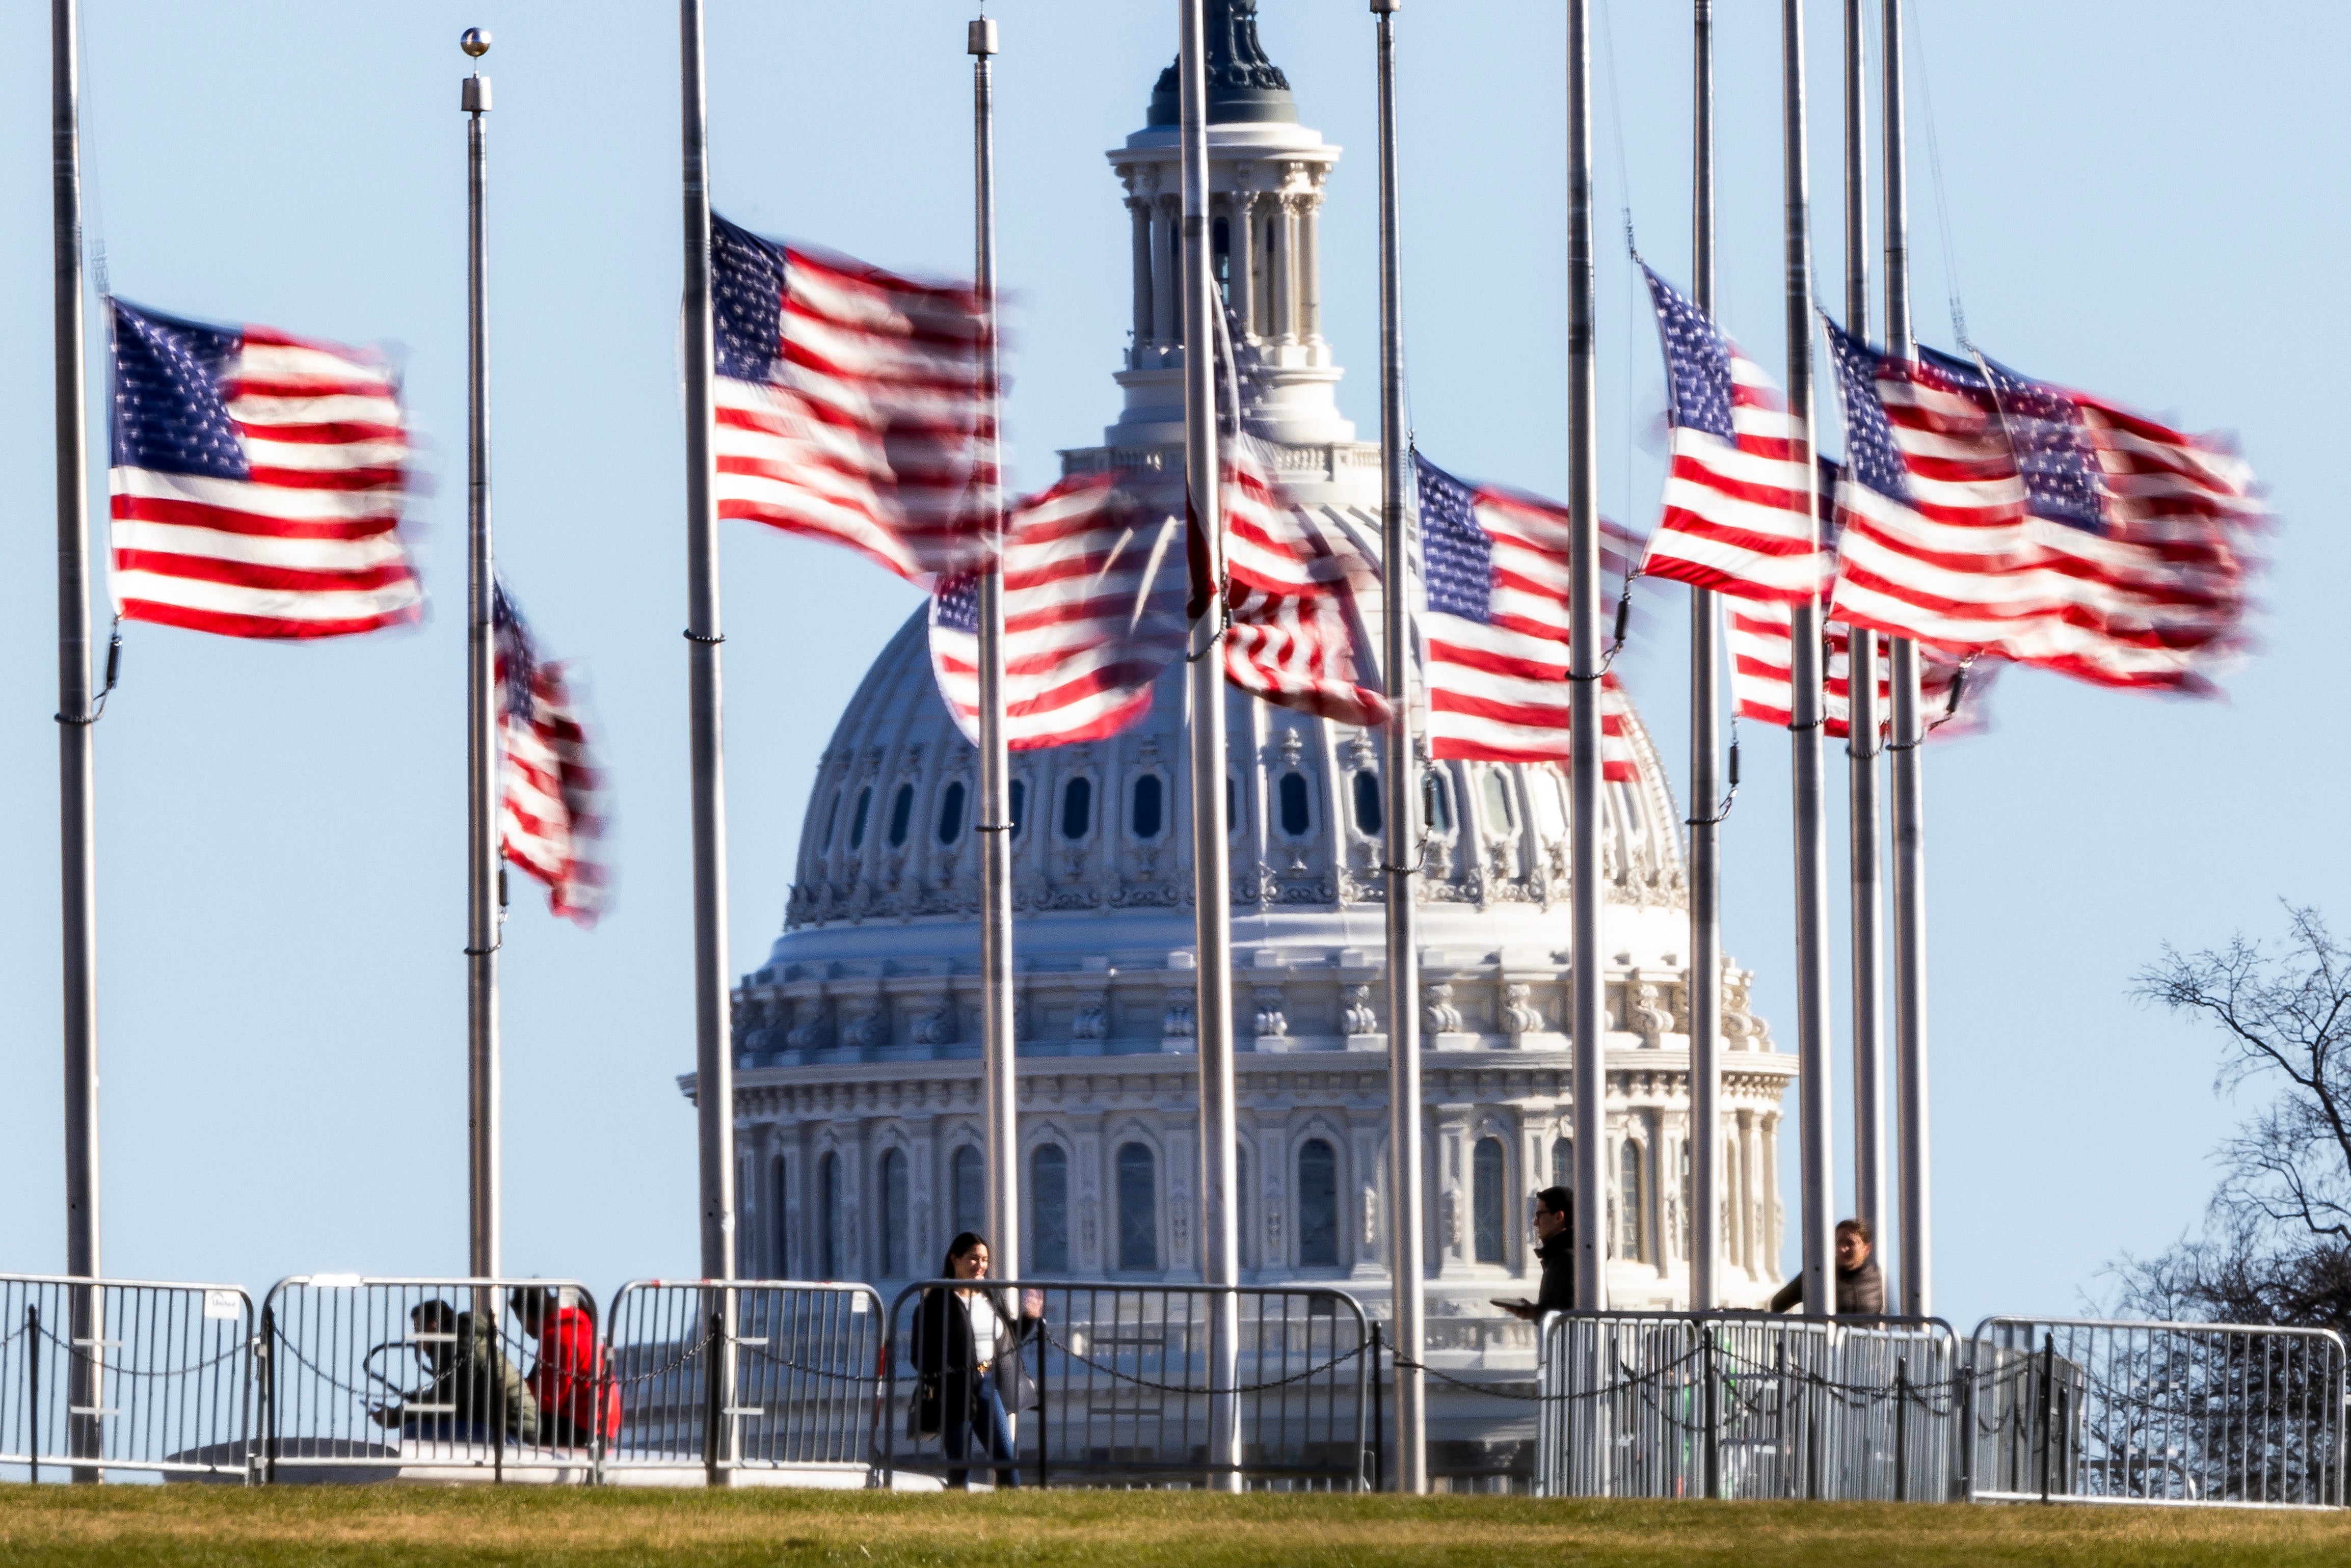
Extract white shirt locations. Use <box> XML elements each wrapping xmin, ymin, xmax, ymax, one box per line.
<box><xmin>960</xmin><ymin>1290</ymin><xmax>1002</xmax><ymax>1370</ymax></box>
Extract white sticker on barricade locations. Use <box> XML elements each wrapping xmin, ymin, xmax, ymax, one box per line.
<box><xmin>204</xmin><ymin>1290</ymin><xmax>241</xmax><ymax>1320</ymax></box>
<box><xmin>852</xmin><ymin>1295</ymin><xmax>869</xmax><ymax>1315</ymax></box>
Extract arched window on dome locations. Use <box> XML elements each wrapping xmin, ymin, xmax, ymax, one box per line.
<box><xmin>952</xmin><ymin>1145</ymin><xmax>984</xmax><ymax>1239</ymax></box>
<box><xmin>1031</xmin><ymin>1145</ymin><xmax>1070</xmax><ymax>1272</ymax></box>
<box><xmin>817</xmin><ymin>1151</ymin><xmax>844</xmax><ymax>1280</ymax></box>
<box><xmin>1116</xmin><ymin>1142</ymin><xmax>1159</xmax><ymax>1272</ymax></box>
<box><xmin>1227</xmin><ymin>775</ymin><xmax>1242</xmax><ymax>837</ymax></box>
<box><xmin>886</xmin><ymin>783</ymin><xmax>916</xmax><ymax>848</ymax></box>
<box><xmin>1297</xmin><ymin>1139</ymin><xmax>1339</xmax><ymax>1267</ymax></box>
<box><xmin>1351</xmin><ymin>770</ymin><xmax>1382</xmax><ymax>836</ymax></box>
<box><xmin>1473</xmin><ymin>1137</ymin><xmax>1507</xmax><ymax>1265</ymax></box>
<box><xmin>1130</xmin><ymin>773</ymin><xmax>1165</xmax><ymax>841</ymax></box>
<box><xmin>1060</xmin><ymin>775</ymin><xmax>1093</xmax><ymax>841</ymax></box>
<box><xmin>1276</xmin><ymin>772</ymin><xmax>1313</xmax><ymax>837</ymax></box>
<box><xmin>1212</xmin><ymin>214</ymin><xmax>1232</xmax><ymax>298</ymax></box>
<box><xmin>1008</xmin><ymin>778</ymin><xmax>1028</xmax><ymax>839</ymax></box>
<box><xmin>1482</xmin><ymin>769</ymin><xmax>1515</xmax><ymax>832</ymax></box>
<box><xmin>880</xmin><ymin>1148</ymin><xmax>910</xmax><ymax>1277</ymax></box>
<box><xmin>1552</xmin><ymin>1137</ymin><xmax>1572</xmax><ymax>1195</ymax></box>
<box><xmin>1421</xmin><ymin>770</ymin><xmax>1454</xmax><ymax>835</ymax></box>
<box><xmin>848</xmin><ymin>787</ymin><xmax>873</xmax><ymax>851</ymax></box>
<box><xmin>1531</xmin><ymin>770</ymin><xmax>1568</xmax><ymax>843</ymax></box>
<box><xmin>936</xmin><ymin>779</ymin><xmax>967</xmax><ymax>846</ymax></box>
<box><xmin>1619</xmin><ymin>1140</ymin><xmax>1648</xmax><ymax>1264</ymax></box>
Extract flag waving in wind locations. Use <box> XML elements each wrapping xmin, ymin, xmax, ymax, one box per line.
<box><xmin>1413</xmin><ymin>454</ymin><xmax>1638</xmax><ymax>778</ymax></box>
<box><xmin>108</xmin><ymin>299</ymin><xmax>422</xmax><ymax>639</ymax></box>
<box><xmin>495</xmin><ymin>588</ymin><xmax>609</xmax><ymax>925</ymax></box>
<box><xmin>1636</xmin><ymin>266</ymin><xmax>1824</xmax><ymax>604</ymax></box>
<box><xmin>1218</xmin><ymin>440</ymin><xmax>1390</xmax><ymax>728</ymax></box>
<box><xmin>711</xmin><ymin>215</ymin><xmax>995</xmax><ymax>582</ymax></box>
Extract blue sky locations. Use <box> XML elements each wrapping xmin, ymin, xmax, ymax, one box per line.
<box><xmin>0</xmin><ymin>0</ymin><xmax>2339</xmax><ymax>1334</ymax></box>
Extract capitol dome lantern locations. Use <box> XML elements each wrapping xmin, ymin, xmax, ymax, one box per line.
<box><xmin>708</xmin><ymin>2</ymin><xmax>1796</xmax><ymax>1410</ymax></box>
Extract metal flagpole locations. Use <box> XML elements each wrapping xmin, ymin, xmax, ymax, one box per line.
<box><xmin>969</xmin><ymin>13</ymin><xmax>1020</xmax><ymax>1282</ymax></box>
<box><xmin>461</xmin><ymin>27</ymin><xmax>502</xmax><ymax>1284</ymax></box>
<box><xmin>1370</xmin><ymin>0</ymin><xmax>1426</xmax><ymax>1494</ymax></box>
<box><xmin>1177</xmin><ymin>0</ymin><xmax>1241</xmax><ymax>1490</ymax></box>
<box><xmin>52</xmin><ymin>0</ymin><xmax>103</xmax><ymax>1484</ymax></box>
<box><xmin>1841</xmin><ymin>0</ymin><xmax>1887</xmax><ymax>1254</ymax></box>
<box><xmin>678</xmin><ymin>0</ymin><xmax>736</xmax><ymax>1281</ymax></box>
<box><xmin>1566</xmin><ymin>0</ymin><xmax>1607</xmax><ymax>1313</ymax></box>
<box><xmin>1781</xmin><ymin>0</ymin><xmax>1837</xmax><ymax>1319</ymax></box>
<box><xmin>1686</xmin><ymin>0</ymin><xmax>1722</xmax><ymax>1316</ymax></box>
<box><xmin>1882</xmin><ymin>0</ymin><xmax>1931</xmax><ymax>1320</ymax></box>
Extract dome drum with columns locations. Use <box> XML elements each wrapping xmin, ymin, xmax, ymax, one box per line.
<box><xmin>701</xmin><ymin>5</ymin><xmax>1794</xmax><ymax>1392</ymax></box>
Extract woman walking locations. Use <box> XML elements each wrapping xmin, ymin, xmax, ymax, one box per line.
<box><xmin>911</xmin><ymin>1231</ymin><xmax>1044</xmax><ymax>1489</ymax></box>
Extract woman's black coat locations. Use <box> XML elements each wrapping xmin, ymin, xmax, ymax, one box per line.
<box><xmin>911</xmin><ymin>1285</ymin><xmax>1039</xmax><ymax>1438</ymax></box>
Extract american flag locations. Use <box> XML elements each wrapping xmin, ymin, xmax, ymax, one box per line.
<box><xmin>108</xmin><ymin>299</ymin><xmax>421</xmax><ymax>639</ymax></box>
<box><xmin>1636</xmin><ymin>266</ymin><xmax>1823</xmax><ymax>604</ymax></box>
<box><xmin>495</xmin><ymin>587</ymin><xmax>607</xmax><ymax>925</ymax></box>
<box><xmin>1414</xmin><ymin>454</ymin><xmax>1639</xmax><ymax>778</ymax></box>
<box><xmin>1823</xmin><ymin>317</ymin><xmax>2259</xmax><ymax>691</ymax></box>
<box><xmin>928</xmin><ymin>474</ymin><xmax>1189</xmax><ymax>749</ymax></box>
<box><xmin>1218</xmin><ymin>440</ymin><xmax>1391</xmax><ymax>728</ymax></box>
<box><xmin>711</xmin><ymin>216</ymin><xmax>993</xmax><ymax>582</ymax></box>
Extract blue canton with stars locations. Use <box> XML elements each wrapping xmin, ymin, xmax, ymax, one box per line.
<box><xmin>1982</xmin><ymin>355</ymin><xmax>2107</xmax><ymax>534</ymax></box>
<box><xmin>1641</xmin><ymin>265</ymin><xmax>1736</xmax><ymax>441</ymax></box>
<box><xmin>492</xmin><ymin>583</ymin><xmax>540</xmax><ymax>726</ymax></box>
<box><xmin>1820</xmin><ymin>316</ymin><xmax>1914</xmax><ymax>506</ymax></box>
<box><xmin>111</xmin><ymin>299</ymin><xmax>246</xmax><ymax>480</ymax></box>
<box><xmin>932</xmin><ymin>573</ymin><xmax>981</xmax><ymax>635</ymax></box>
<box><xmin>711</xmin><ymin>213</ymin><xmax>786</xmax><ymax>383</ymax></box>
<box><xmin>1413</xmin><ymin>454</ymin><xmax>1493</xmax><ymax>621</ymax></box>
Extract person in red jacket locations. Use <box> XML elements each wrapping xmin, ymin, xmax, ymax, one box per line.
<box><xmin>511</xmin><ymin>1286</ymin><xmax>622</xmax><ymax>1447</ymax></box>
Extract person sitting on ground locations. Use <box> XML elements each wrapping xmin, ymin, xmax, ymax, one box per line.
<box><xmin>512</xmin><ymin>1285</ymin><xmax>622</xmax><ymax>1449</ymax></box>
<box><xmin>911</xmin><ymin>1231</ymin><xmax>1045</xmax><ymax>1490</ymax></box>
<box><xmin>1494</xmin><ymin>1186</ymin><xmax>1575</xmax><ymax>1322</ymax></box>
<box><xmin>1770</xmin><ymin>1217</ymin><xmax>1886</xmax><ymax>1315</ymax></box>
<box><xmin>370</xmin><ymin>1299</ymin><xmax>540</xmax><ymax>1444</ymax></box>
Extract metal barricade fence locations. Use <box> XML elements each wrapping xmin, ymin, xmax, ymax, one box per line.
<box><xmin>258</xmin><ymin>1276</ymin><xmax>599</xmax><ymax>1483</ymax></box>
<box><xmin>599</xmin><ymin>1280</ymin><xmax>884</xmax><ymax>1483</ymax></box>
<box><xmin>1532</xmin><ymin>1311</ymin><xmax>1961</xmax><ymax>1501</ymax></box>
<box><xmin>879</xmin><ymin>1281</ymin><xmax>1371</xmax><ymax>1491</ymax></box>
<box><xmin>0</xmin><ymin>1275</ymin><xmax>255</xmax><ymax>1482</ymax></box>
<box><xmin>1965</xmin><ymin>1317</ymin><xmax>2347</xmax><ymax>1509</ymax></box>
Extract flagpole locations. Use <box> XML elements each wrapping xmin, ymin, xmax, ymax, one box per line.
<box><xmin>1566</xmin><ymin>0</ymin><xmax>1607</xmax><ymax>1313</ymax></box>
<box><xmin>1686</xmin><ymin>0</ymin><xmax>1722</xmax><ymax>1318</ymax></box>
<box><xmin>969</xmin><ymin>13</ymin><xmax>1020</xmax><ymax>1283</ymax></box>
<box><xmin>1841</xmin><ymin>0</ymin><xmax>1887</xmax><ymax>1257</ymax></box>
<box><xmin>678</xmin><ymin>0</ymin><xmax>737</xmax><ymax>1290</ymax></box>
<box><xmin>1370</xmin><ymin>0</ymin><xmax>1426</xmax><ymax>1494</ymax></box>
<box><xmin>461</xmin><ymin>28</ymin><xmax>502</xmax><ymax>1284</ymax></box>
<box><xmin>1881</xmin><ymin>0</ymin><xmax>1931</xmax><ymax>1320</ymax></box>
<box><xmin>1178</xmin><ymin>0</ymin><xmax>1241</xmax><ymax>1490</ymax></box>
<box><xmin>1781</xmin><ymin>0</ymin><xmax>1837</xmax><ymax>1318</ymax></box>
<box><xmin>52</xmin><ymin>0</ymin><xmax>104</xmax><ymax>1483</ymax></box>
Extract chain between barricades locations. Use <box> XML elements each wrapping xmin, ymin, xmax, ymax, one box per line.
<box><xmin>24</xmin><ymin>1316</ymin><xmax>246</xmax><ymax>1382</ymax></box>
<box><xmin>1033</xmin><ymin>1322</ymin><xmax>1362</xmax><ymax>1396</ymax></box>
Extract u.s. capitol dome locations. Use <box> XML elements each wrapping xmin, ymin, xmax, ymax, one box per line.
<box><xmin>712</xmin><ymin>1</ymin><xmax>1795</xmax><ymax>1462</ymax></box>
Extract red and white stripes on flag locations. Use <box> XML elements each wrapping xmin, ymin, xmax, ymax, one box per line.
<box><xmin>495</xmin><ymin>589</ymin><xmax>608</xmax><ymax>925</ymax></box>
<box><xmin>107</xmin><ymin>299</ymin><xmax>421</xmax><ymax>639</ymax></box>
<box><xmin>1217</xmin><ymin>441</ymin><xmax>1391</xmax><ymax>729</ymax></box>
<box><xmin>1637</xmin><ymin>266</ymin><xmax>1825</xmax><ymax>604</ymax></box>
<box><xmin>1412</xmin><ymin>454</ymin><xmax>1639</xmax><ymax>778</ymax></box>
<box><xmin>1728</xmin><ymin>596</ymin><xmax>1988</xmax><ymax>738</ymax></box>
<box><xmin>710</xmin><ymin>216</ymin><xmax>994</xmax><ymax>582</ymax></box>
<box><xmin>928</xmin><ymin>474</ymin><xmax>1189</xmax><ymax>749</ymax></box>
<box><xmin>1821</xmin><ymin>318</ymin><xmax>2262</xmax><ymax>693</ymax></box>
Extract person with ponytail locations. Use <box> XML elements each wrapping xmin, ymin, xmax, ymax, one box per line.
<box><xmin>910</xmin><ymin>1231</ymin><xmax>1044</xmax><ymax>1488</ymax></box>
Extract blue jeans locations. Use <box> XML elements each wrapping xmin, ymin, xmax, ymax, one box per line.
<box><xmin>943</xmin><ymin>1369</ymin><xmax>1018</xmax><ymax>1489</ymax></box>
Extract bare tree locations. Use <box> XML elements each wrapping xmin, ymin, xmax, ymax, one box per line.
<box><xmin>2115</xmin><ymin>905</ymin><xmax>2351</xmax><ymax>1336</ymax></box>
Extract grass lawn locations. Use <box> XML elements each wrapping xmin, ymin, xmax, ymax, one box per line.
<box><xmin>2</xmin><ymin>1486</ymin><xmax>2346</xmax><ymax>1567</ymax></box>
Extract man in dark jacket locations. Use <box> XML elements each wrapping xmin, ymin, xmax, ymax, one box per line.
<box><xmin>1498</xmin><ymin>1186</ymin><xmax>1574</xmax><ymax>1321</ymax></box>
<box><xmin>1770</xmin><ymin>1217</ymin><xmax>1887</xmax><ymax>1315</ymax></box>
